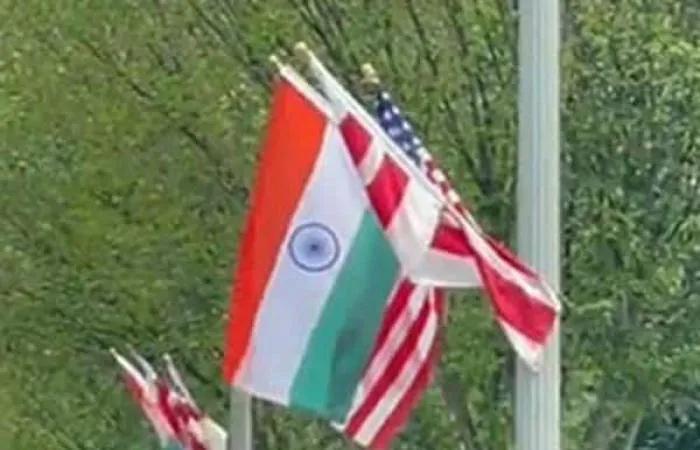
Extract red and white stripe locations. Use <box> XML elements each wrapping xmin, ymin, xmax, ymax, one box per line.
<box><xmin>113</xmin><ymin>350</ymin><xmax>221</xmax><ymax>450</ymax></box>
<box><xmin>112</xmin><ymin>350</ymin><xmax>177</xmax><ymax>444</ymax></box>
<box><xmin>338</xmin><ymin>110</ymin><xmax>559</xmax><ymax>445</ymax></box>
<box><xmin>424</xmin><ymin>192</ymin><xmax>559</xmax><ymax>367</ymax></box>
<box><xmin>342</xmin><ymin>110</ymin><xmax>559</xmax><ymax>367</ymax></box>
<box><xmin>307</xmin><ymin>54</ymin><xmax>559</xmax><ymax>447</ymax></box>
<box><xmin>334</xmin><ymin>279</ymin><xmax>444</xmax><ymax>449</ymax></box>
<box><xmin>340</xmin><ymin>115</ymin><xmax>443</xmax><ymax>275</ymax></box>
<box><xmin>335</xmin><ymin>115</ymin><xmax>447</xmax><ymax>448</ymax></box>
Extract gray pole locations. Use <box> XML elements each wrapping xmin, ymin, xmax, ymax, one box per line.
<box><xmin>228</xmin><ymin>389</ymin><xmax>253</xmax><ymax>450</ymax></box>
<box><xmin>515</xmin><ymin>1</ymin><xmax>561</xmax><ymax>450</ymax></box>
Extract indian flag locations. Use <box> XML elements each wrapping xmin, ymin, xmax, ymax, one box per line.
<box><xmin>223</xmin><ymin>68</ymin><xmax>404</xmax><ymax>422</ymax></box>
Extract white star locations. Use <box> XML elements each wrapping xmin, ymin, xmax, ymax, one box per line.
<box><xmin>446</xmin><ymin>190</ymin><xmax>461</xmax><ymax>204</ymax></box>
<box><xmin>402</xmin><ymin>121</ymin><xmax>412</xmax><ymax>131</ymax></box>
<box><xmin>380</xmin><ymin>92</ymin><xmax>391</xmax><ymax>101</ymax></box>
<box><xmin>389</xmin><ymin>127</ymin><xmax>402</xmax><ymax>137</ymax></box>
<box><xmin>391</xmin><ymin>106</ymin><xmax>400</xmax><ymax>115</ymax></box>
<box><xmin>412</xmin><ymin>136</ymin><xmax>421</xmax><ymax>146</ymax></box>
<box><xmin>432</xmin><ymin>169</ymin><xmax>447</xmax><ymax>183</ymax></box>
<box><xmin>419</xmin><ymin>150</ymin><xmax>432</xmax><ymax>163</ymax></box>
<box><xmin>382</xmin><ymin>110</ymin><xmax>393</xmax><ymax>121</ymax></box>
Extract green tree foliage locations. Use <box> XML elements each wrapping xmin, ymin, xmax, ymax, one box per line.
<box><xmin>1</xmin><ymin>1</ymin><xmax>698</xmax><ymax>449</ymax></box>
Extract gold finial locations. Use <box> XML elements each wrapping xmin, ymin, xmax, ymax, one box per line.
<box><xmin>294</xmin><ymin>41</ymin><xmax>312</xmax><ymax>63</ymax></box>
<box><xmin>361</xmin><ymin>62</ymin><xmax>380</xmax><ymax>86</ymax></box>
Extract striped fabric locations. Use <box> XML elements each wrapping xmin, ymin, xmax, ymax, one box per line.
<box><xmin>375</xmin><ymin>91</ymin><xmax>470</xmax><ymax>225</ymax></box>
<box><xmin>349</xmin><ymin>93</ymin><xmax>559</xmax><ymax>364</ymax></box>
<box><xmin>306</xmin><ymin>54</ymin><xmax>560</xmax><ymax>369</ymax></box>
<box><xmin>330</xmin><ymin>115</ymin><xmax>446</xmax><ymax>448</ymax></box>
<box><xmin>334</xmin><ymin>280</ymin><xmax>444</xmax><ymax>449</ymax></box>
<box><xmin>113</xmin><ymin>350</ymin><xmax>226</xmax><ymax>450</ymax></box>
<box><xmin>375</xmin><ymin>91</ymin><xmax>560</xmax><ymax>364</ymax></box>
<box><xmin>222</xmin><ymin>66</ymin><xmax>446</xmax><ymax>449</ymax></box>
<box><xmin>303</xmin><ymin>53</ymin><xmax>561</xmax><ymax>446</ymax></box>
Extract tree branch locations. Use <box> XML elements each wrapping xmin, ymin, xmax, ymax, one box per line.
<box><xmin>77</xmin><ymin>38</ymin><xmax>246</xmax><ymax>203</ymax></box>
<box><xmin>622</xmin><ymin>412</ymin><xmax>645</xmax><ymax>450</ymax></box>
<box><xmin>436</xmin><ymin>369</ymin><xmax>483</xmax><ymax>450</ymax></box>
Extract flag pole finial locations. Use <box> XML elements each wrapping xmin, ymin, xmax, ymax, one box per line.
<box><xmin>269</xmin><ymin>53</ymin><xmax>283</xmax><ymax>71</ymax></box>
<box><xmin>361</xmin><ymin>63</ymin><xmax>380</xmax><ymax>86</ymax></box>
<box><xmin>294</xmin><ymin>41</ymin><xmax>312</xmax><ymax>63</ymax></box>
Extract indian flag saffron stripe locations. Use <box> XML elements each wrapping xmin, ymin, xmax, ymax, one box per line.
<box><xmin>223</xmin><ymin>75</ymin><xmax>328</xmax><ymax>383</ymax></box>
<box><xmin>224</xmin><ymin>70</ymin><xmax>400</xmax><ymax>422</ymax></box>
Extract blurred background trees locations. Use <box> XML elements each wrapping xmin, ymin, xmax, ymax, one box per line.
<box><xmin>1</xmin><ymin>1</ymin><xmax>698</xmax><ymax>448</ymax></box>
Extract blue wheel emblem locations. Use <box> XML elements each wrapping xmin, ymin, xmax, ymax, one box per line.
<box><xmin>289</xmin><ymin>222</ymin><xmax>340</xmax><ymax>272</ymax></box>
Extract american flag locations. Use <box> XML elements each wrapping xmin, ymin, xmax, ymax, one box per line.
<box><xmin>335</xmin><ymin>88</ymin><xmax>559</xmax><ymax>448</ymax></box>
<box><xmin>372</xmin><ymin>88</ymin><xmax>560</xmax><ymax>368</ymax></box>
<box><xmin>374</xmin><ymin>89</ymin><xmax>451</xmax><ymax>325</ymax></box>
<box><xmin>303</xmin><ymin>54</ymin><xmax>559</xmax><ymax>448</ymax></box>
<box><xmin>375</xmin><ymin>90</ymin><xmax>453</xmax><ymax>324</ymax></box>
<box><xmin>376</xmin><ymin>93</ymin><xmax>425</xmax><ymax>166</ymax></box>
<box><xmin>308</xmin><ymin>45</ymin><xmax>558</xmax><ymax>365</ymax></box>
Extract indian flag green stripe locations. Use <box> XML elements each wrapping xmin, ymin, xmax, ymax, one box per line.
<box><xmin>289</xmin><ymin>211</ymin><xmax>399</xmax><ymax>421</ymax></box>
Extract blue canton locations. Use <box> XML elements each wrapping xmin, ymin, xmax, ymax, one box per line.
<box><xmin>375</xmin><ymin>92</ymin><xmax>426</xmax><ymax>167</ymax></box>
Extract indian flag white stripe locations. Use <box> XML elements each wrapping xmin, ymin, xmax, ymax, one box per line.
<box><xmin>227</xmin><ymin>70</ymin><xmax>403</xmax><ymax>423</ymax></box>
<box><xmin>237</xmin><ymin>125</ymin><xmax>370</xmax><ymax>403</ymax></box>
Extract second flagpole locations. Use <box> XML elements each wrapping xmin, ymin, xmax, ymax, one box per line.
<box><xmin>515</xmin><ymin>1</ymin><xmax>561</xmax><ymax>449</ymax></box>
<box><xmin>227</xmin><ymin>388</ymin><xmax>252</xmax><ymax>450</ymax></box>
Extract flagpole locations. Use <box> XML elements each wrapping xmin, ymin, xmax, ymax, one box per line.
<box><xmin>515</xmin><ymin>1</ymin><xmax>561</xmax><ymax>450</ymax></box>
<box><xmin>227</xmin><ymin>389</ymin><xmax>252</xmax><ymax>450</ymax></box>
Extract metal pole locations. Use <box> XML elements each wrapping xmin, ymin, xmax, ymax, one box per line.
<box><xmin>515</xmin><ymin>1</ymin><xmax>561</xmax><ymax>450</ymax></box>
<box><xmin>228</xmin><ymin>389</ymin><xmax>252</xmax><ymax>450</ymax></box>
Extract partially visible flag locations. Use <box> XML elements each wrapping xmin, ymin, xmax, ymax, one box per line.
<box><xmin>113</xmin><ymin>349</ymin><xmax>175</xmax><ymax>446</ymax></box>
<box><xmin>113</xmin><ymin>349</ymin><xmax>226</xmax><ymax>450</ymax></box>
<box><xmin>305</xmin><ymin>52</ymin><xmax>560</xmax><ymax>368</ymax></box>
<box><xmin>333</xmin><ymin>282</ymin><xmax>443</xmax><ymax>449</ymax></box>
